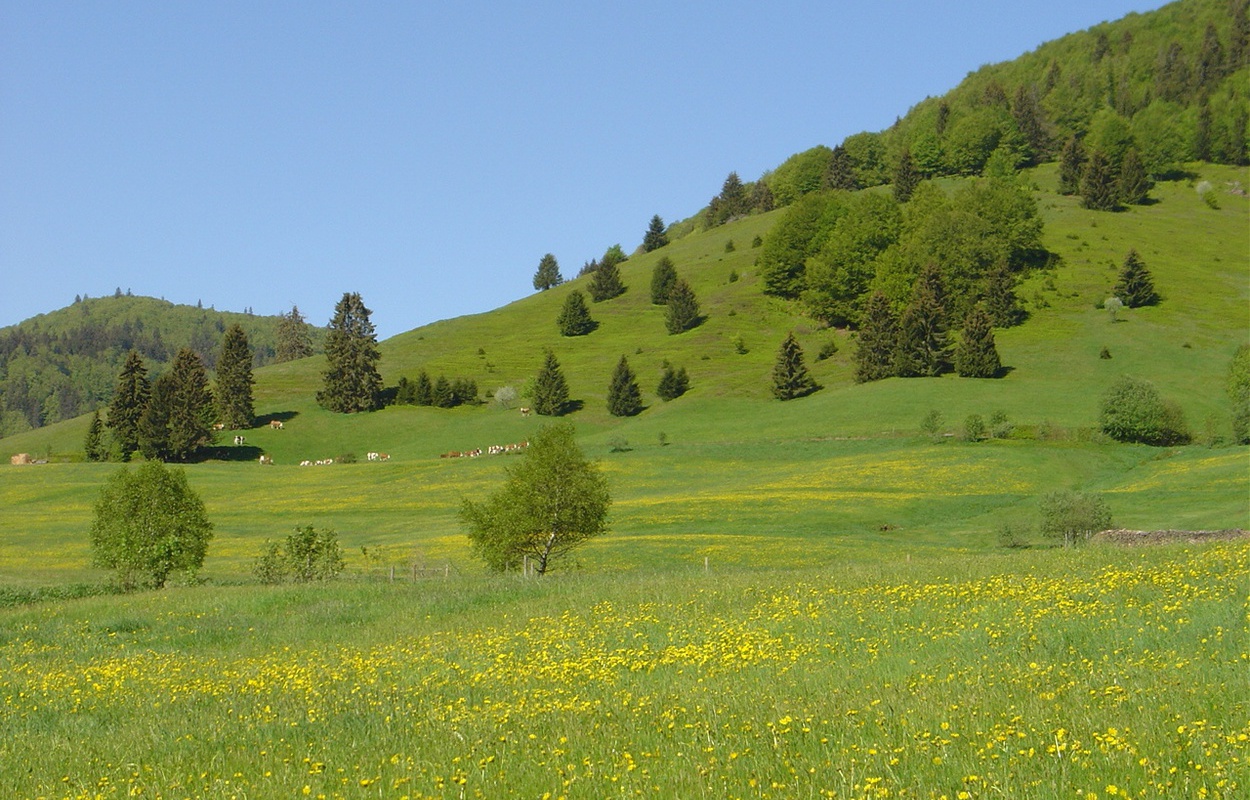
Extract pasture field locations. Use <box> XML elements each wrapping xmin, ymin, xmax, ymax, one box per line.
<box><xmin>0</xmin><ymin>540</ymin><xmax>1245</xmax><ymax>799</ymax></box>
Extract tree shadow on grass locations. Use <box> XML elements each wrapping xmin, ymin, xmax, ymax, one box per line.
<box><xmin>201</xmin><ymin>445</ymin><xmax>264</xmax><ymax>463</ymax></box>
<box><xmin>255</xmin><ymin>411</ymin><xmax>299</xmax><ymax>428</ymax></box>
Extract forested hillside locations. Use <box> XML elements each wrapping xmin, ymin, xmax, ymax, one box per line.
<box><xmin>0</xmin><ymin>295</ymin><xmax>323</xmax><ymax>436</ymax></box>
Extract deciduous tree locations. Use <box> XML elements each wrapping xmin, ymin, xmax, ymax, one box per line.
<box><xmin>1100</xmin><ymin>375</ymin><xmax>1189</xmax><ymax>445</ymax></box>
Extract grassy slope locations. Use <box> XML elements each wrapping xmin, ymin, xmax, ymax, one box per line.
<box><xmin>1</xmin><ymin>165</ymin><xmax>1246</xmax><ymax>587</ymax></box>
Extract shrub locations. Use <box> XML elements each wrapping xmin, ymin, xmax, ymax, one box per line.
<box><xmin>816</xmin><ymin>340</ymin><xmax>838</xmax><ymax>361</ymax></box>
<box><xmin>963</xmin><ymin>414</ymin><xmax>987</xmax><ymax>442</ymax></box>
<box><xmin>989</xmin><ymin>410</ymin><xmax>1013</xmax><ymax>439</ymax></box>
<box><xmin>1099</xmin><ymin>375</ymin><xmax>1190</xmax><ymax>445</ymax></box>
<box><xmin>1038</xmin><ymin>490</ymin><xmax>1111</xmax><ymax>547</ymax></box>
<box><xmin>920</xmin><ymin>409</ymin><xmax>944</xmax><ymax>439</ymax></box>
<box><xmin>255</xmin><ymin>525</ymin><xmax>346</xmax><ymax>584</ymax></box>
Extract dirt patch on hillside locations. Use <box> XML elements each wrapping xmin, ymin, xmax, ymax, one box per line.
<box><xmin>1094</xmin><ymin>528</ymin><xmax>1249</xmax><ymax>545</ymax></box>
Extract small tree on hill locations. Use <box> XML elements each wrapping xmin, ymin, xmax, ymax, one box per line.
<box><xmin>138</xmin><ymin>348</ymin><xmax>215</xmax><ymax>462</ymax></box>
<box><xmin>588</xmin><ymin>257</ymin><xmax>626</xmax><ymax>302</ymax></box>
<box><xmin>84</xmin><ymin>410</ymin><xmax>107</xmax><ymax>462</ymax></box>
<box><xmin>893</xmin><ymin>148</ymin><xmax>920</xmax><ymax>203</ymax></box>
<box><xmin>772</xmin><ymin>333</ymin><xmax>819</xmax><ymax>400</ymax></box>
<box><xmin>894</xmin><ymin>265</ymin><xmax>950</xmax><ymax>378</ymax></box>
<box><xmin>431</xmin><ymin>375</ymin><xmax>453</xmax><ymax>408</ymax></box>
<box><xmin>854</xmin><ymin>291</ymin><xmax>899</xmax><ymax>383</ymax></box>
<box><xmin>275</xmin><ymin>305</ymin><xmax>314</xmax><ymax>363</ymax></box>
<box><xmin>1058</xmin><ymin>135</ymin><xmax>1085</xmax><ymax>195</ymax></box>
<box><xmin>557</xmin><ymin>290</ymin><xmax>595</xmax><ymax>336</ymax></box>
<box><xmin>106</xmin><ymin>350</ymin><xmax>151</xmax><ymax>460</ymax></box>
<box><xmin>413</xmin><ymin>370</ymin><xmax>434</xmax><ymax>406</ymax></box>
<box><xmin>665</xmin><ymin>278</ymin><xmax>702</xmax><ymax>334</ymax></box>
<box><xmin>460</xmin><ymin>422</ymin><xmax>610</xmax><ymax>575</ymax></box>
<box><xmin>1228</xmin><ymin>344</ymin><xmax>1250</xmax><ymax>445</ymax></box>
<box><xmin>606</xmin><ymin>356</ymin><xmax>643</xmax><ymax>417</ymax></box>
<box><xmin>1100</xmin><ymin>375</ymin><xmax>1190</xmax><ymax>446</ymax></box>
<box><xmin>825</xmin><ymin>144</ymin><xmax>859</xmax><ymax>191</ymax></box>
<box><xmin>1117</xmin><ymin>148</ymin><xmax>1151</xmax><ymax>205</ymax></box>
<box><xmin>254</xmin><ymin>525</ymin><xmax>345</xmax><ymax>584</ymax></box>
<box><xmin>532</xmin><ymin>349</ymin><xmax>570</xmax><ymax>416</ymax></box>
<box><xmin>656</xmin><ymin>363</ymin><xmax>690</xmax><ymax>401</ymax></box>
<box><xmin>1039</xmin><ymin>490</ymin><xmax>1112</xmax><ymax>547</ymax></box>
<box><xmin>91</xmin><ymin>461</ymin><xmax>213</xmax><ymax>590</ymax></box>
<box><xmin>318</xmin><ymin>292</ymin><xmax>383</xmax><ymax>413</ymax></box>
<box><xmin>1113</xmin><ymin>249</ymin><xmax>1159</xmax><ymax>307</ymax></box>
<box><xmin>533</xmin><ymin>253</ymin><xmax>563</xmax><ymax>291</ymax></box>
<box><xmin>954</xmin><ymin>305</ymin><xmax>1002</xmax><ymax>378</ymax></box>
<box><xmin>215</xmin><ymin>324</ymin><xmax>254</xmax><ymax>430</ymax></box>
<box><xmin>982</xmin><ymin>262</ymin><xmax>1025</xmax><ymax>327</ymax></box>
<box><xmin>642</xmin><ymin>215</ymin><xmax>669</xmax><ymax>252</ymax></box>
<box><xmin>650</xmin><ymin>256</ymin><xmax>678</xmax><ymax>305</ymax></box>
<box><xmin>1081</xmin><ymin>150</ymin><xmax>1119</xmax><ymax>211</ymax></box>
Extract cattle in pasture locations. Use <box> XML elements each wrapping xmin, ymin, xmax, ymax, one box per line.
<box><xmin>519</xmin><ymin>407</ymin><xmax>531</xmax><ymax>417</ymax></box>
<box><xmin>212</xmin><ymin>422</ymin><xmax>225</xmax><ymax>431</ymax></box>
<box><xmin>233</xmin><ymin>435</ymin><xmax>246</xmax><ymax>446</ymax></box>
<box><xmin>300</xmin><ymin>460</ymin><xmax>312</xmax><ymax>467</ymax></box>
<box><xmin>269</xmin><ymin>420</ymin><xmax>284</xmax><ymax>430</ymax></box>
<box><xmin>10</xmin><ymin>453</ymin><xmax>31</xmax><ymax>465</ymax></box>
<box><xmin>259</xmin><ymin>454</ymin><xmax>273</xmax><ymax>465</ymax></box>
<box><xmin>367</xmin><ymin>451</ymin><xmax>379</xmax><ymax>461</ymax></box>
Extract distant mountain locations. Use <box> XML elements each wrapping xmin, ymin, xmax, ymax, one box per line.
<box><xmin>0</xmin><ymin>294</ymin><xmax>324</xmax><ymax>436</ymax></box>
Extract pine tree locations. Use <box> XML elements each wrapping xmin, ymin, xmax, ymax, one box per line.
<box><xmin>893</xmin><ymin>149</ymin><xmax>920</xmax><ymax>203</ymax></box>
<box><xmin>139</xmin><ymin>348</ymin><xmax>215</xmax><ymax>462</ymax></box>
<box><xmin>650</xmin><ymin>256</ymin><xmax>678</xmax><ymax>305</ymax></box>
<box><xmin>532</xmin><ymin>350</ymin><xmax>570</xmax><ymax>416</ymax></box>
<box><xmin>749</xmin><ymin>180</ymin><xmax>775</xmax><ymax>212</ymax></box>
<box><xmin>824</xmin><ymin>144</ymin><xmax>859</xmax><ymax>191</ymax></box>
<box><xmin>606</xmin><ymin>356</ymin><xmax>643</xmax><ymax>417</ymax></box>
<box><xmin>533</xmin><ymin>253</ymin><xmax>563</xmax><ymax>291</ymax></box>
<box><xmin>656</xmin><ymin>363</ymin><xmax>690</xmax><ymax>401</ymax></box>
<box><xmin>431</xmin><ymin>376</ymin><xmax>453</xmax><ymax>408</ymax></box>
<box><xmin>1195</xmin><ymin>23</ymin><xmax>1226</xmax><ymax>91</ymax></box>
<box><xmin>642</xmin><ymin>215</ymin><xmax>668</xmax><ymax>252</ymax></box>
<box><xmin>1012</xmin><ymin>84</ymin><xmax>1049</xmax><ymax>163</ymax></box>
<box><xmin>1194</xmin><ymin>103</ymin><xmax>1213</xmax><ymax>162</ymax></box>
<box><xmin>714</xmin><ymin>172</ymin><xmax>748</xmax><ymax>223</ymax></box>
<box><xmin>106</xmin><ymin>350</ymin><xmax>150</xmax><ymax>460</ymax></box>
<box><xmin>1231</xmin><ymin>0</ymin><xmax>1250</xmax><ymax>73</ymax></box>
<box><xmin>588</xmin><ymin>258</ymin><xmax>625</xmax><ymax>302</ymax></box>
<box><xmin>557</xmin><ymin>290</ymin><xmax>595</xmax><ymax>336</ymax></box>
<box><xmin>1058</xmin><ymin>135</ymin><xmax>1085</xmax><ymax>195</ymax></box>
<box><xmin>665</xmin><ymin>278</ymin><xmax>702</xmax><ymax>334</ymax></box>
<box><xmin>317</xmin><ymin>292</ymin><xmax>383</xmax><ymax>413</ymax></box>
<box><xmin>982</xmin><ymin>263</ymin><xmax>1025</xmax><ymax>327</ymax></box>
<box><xmin>413</xmin><ymin>370</ymin><xmax>434</xmax><ymax>406</ymax></box>
<box><xmin>854</xmin><ymin>291</ymin><xmax>899</xmax><ymax>383</ymax></box>
<box><xmin>772</xmin><ymin>333</ymin><xmax>819</xmax><ymax>400</ymax></box>
<box><xmin>215</xmin><ymin>324</ymin><xmax>254</xmax><ymax>430</ymax></box>
<box><xmin>1080</xmin><ymin>150</ymin><xmax>1119</xmax><ymax>211</ymax></box>
<box><xmin>1117</xmin><ymin>148</ymin><xmax>1151</xmax><ymax>205</ymax></box>
<box><xmin>894</xmin><ymin>265</ymin><xmax>951</xmax><ymax>378</ymax></box>
<box><xmin>954</xmin><ymin>305</ymin><xmax>1002</xmax><ymax>378</ymax></box>
<box><xmin>84</xmin><ymin>410</ymin><xmax>107</xmax><ymax>462</ymax></box>
<box><xmin>275</xmin><ymin>305</ymin><xmax>313</xmax><ymax>363</ymax></box>
<box><xmin>1113</xmin><ymin>249</ymin><xmax>1159</xmax><ymax>307</ymax></box>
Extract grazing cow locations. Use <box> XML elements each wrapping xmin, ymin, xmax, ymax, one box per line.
<box><xmin>519</xmin><ymin>407</ymin><xmax>531</xmax><ymax>417</ymax></box>
<box><xmin>212</xmin><ymin>422</ymin><xmax>225</xmax><ymax>431</ymax></box>
<box><xmin>300</xmin><ymin>460</ymin><xmax>312</xmax><ymax>467</ymax></box>
<box><xmin>10</xmin><ymin>453</ymin><xmax>31</xmax><ymax>466</ymax></box>
<box><xmin>269</xmin><ymin>420</ymin><xmax>284</xmax><ymax>430</ymax></box>
<box><xmin>233</xmin><ymin>435</ymin><xmax>246</xmax><ymax>446</ymax></box>
<box><xmin>379</xmin><ymin>453</ymin><xmax>390</xmax><ymax>461</ymax></box>
<box><xmin>259</xmin><ymin>454</ymin><xmax>273</xmax><ymax>465</ymax></box>
<box><xmin>367</xmin><ymin>451</ymin><xmax>379</xmax><ymax>461</ymax></box>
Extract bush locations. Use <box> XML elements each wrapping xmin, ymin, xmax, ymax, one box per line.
<box><xmin>1099</xmin><ymin>375</ymin><xmax>1190</xmax><ymax>446</ymax></box>
<box><xmin>963</xmin><ymin>414</ymin><xmax>987</xmax><ymax>442</ymax></box>
<box><xmin>920</xmin><ymin>409</ymin><xmax>944</xmax><ymax>438</ymax></box>
<box><xmin>989</xmin><ymin>410</ymin><xmax>1014</xmax><ymax>439</ymax></box>
<box><xmin>1038</xmin><ymin>490</ymin><xmax>1111</xmax><ymax>547</ymax></box>
<box><xmin>254</xmin><ymin>526</ymin><xmax>345</xmax><ymax>584</ymax></box>
<box><xmin>816</xmin><ymin>340</ymin><xmax>838</xmax><ymax>361</ymax></box>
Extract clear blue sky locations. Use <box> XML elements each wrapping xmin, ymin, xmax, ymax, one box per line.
<box><xmin>1</xmin><ymin>1</ymin><xmax>1170</xmax><ymax>340</ymax></box>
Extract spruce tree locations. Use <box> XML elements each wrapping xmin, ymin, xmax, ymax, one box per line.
<box><xmin>892</xmin><ymin>149</ymin><xmax>920</xmax><ymax>203</ymax></box>
<box><xmin>982</xmin><ymin>263</ymin><xmax>1025</xmax><ymax>328</ymax></box>
<box><xmin>642</xmin><ymin>215</ymin><xmax>668</xmax><ymax>252</ymax></box>
<box><xmin>749</xmin><ymin>180</ymin><xmax>775</xmax><ymax>212</ymax></box>
<box><xmin>275</xmin><ymin>305</ymin><xmax>313</xmax><ymax>363</ymax></box>
<box><xmin>1081</xmin><ymin>150</ymin><xmax>1119</xmax><ymax>211</ymax></box>
<box><xmin>1057</xmin><ymin>135</ymin><xmax>1085</xmax><ymax>195</ymax></box>
<box><xmin>954</xmin><ymin>305</ymin><xmax>1002</xmax><ymax>378</ymax></box>
<box><xmin>665</xmin><ymin>278</ymin><xmax>702</xmax><ymax>334</ymax></box>
<box><xmin>106</xmin><ymin>350</ymin><xmax>151</xmax><ymax>461</ymax></box>
<box><xmin>854</xmin><ymin>291</ymin><xmax>899</xmax><ymax>383</ymax></box>
<box><xmin>894</xmin><ymin>266</ymin><xmax>951</xmax><ymax>378</ymax></box>
<box><xmin>824</xmin><ymin>144</ymin><xmax>859</xmax><ymax>191</ymax></box>
<box><xmin>432</xmin><ymin>376</ymin><xmax>453</xmax><ymax>408</ymax></box>
<box><xmin>317</xmin><ymin>292</ymin><xmax>383</xmax><ymax>413</ymax></box>
<box><xmin>650</xmin><ymin>256</ymin><xmax>678</xmax><ymax>305</ymax></box>
<box><xmin>606</xmin><ymin>356</ymin><xmax>643</xmax><ymax>417</ymax></box>
<box><xmin>215</xmin><ymin>324</ymin><xmax>254</xmax><ymax>430</ymax></box>
<box><xmin>532</xmin><ymin>350</ymin><xmax>570</xmax><ymax>416</ymax></box>
<box><xmin>772</xmin><ymin>333</ymin><xmax>819</xmax><ymax>400</ymax></box>
<box><xmin>138</xmin><ymin>374</ymin><xmax>174</xmax><ymax>462</ymax></box>
<box><xmin>557</xmin><ymin>290</ymin><xmax>595</xmax><ymax>336</ymax></box>
<box><xmin>1194</xmin><ymin>103</ymin><xmax>1212</xmax><ymax>162</ymax></box>
<box><xmin>413</xmin><ymin>370</ymin><xmax>434</xmax><ymax>406</ymax></box>
<box><xmin>84</xmin><ymin>410</ymin><xmax>107</xmax><ymax>462</ymax></box>
<box><xmin>533</xmin><ymin>253</ymin><xmax>563</xmax><ymax>291</ymax></box>
<box><xmin>1117</xmin><ymin>148</ymin><xmax>1151</xmax><ymax>205</ymax></box>
<box><xmin>1114</xmin><ymin>249</ymin><xmax>1159</xmax><ymax>307</ymax></box>
<box><xmin>588</xmin><ymin>257</ymin><xmax>625</xmax><ymax>302</ymax></box>
<box><xmin>139</xmin><ymin>348</ymin><xmax>215</xmax><ymax>462</ymax></box>
<box><xmin>1011</xmin><ymin>84</ymin><xmax>1048</xmax><ymax>163</ymax></box>
<box><xmin>656</xmin><ymin>363</ymin><xmax>690</xmax><ymax>401</ymax></box>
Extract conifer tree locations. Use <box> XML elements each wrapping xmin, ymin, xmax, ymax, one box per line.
<box><xmin>215</xmin><ymin>324</ymin><xmax>254</xmax><ymax>430</ymax></box>
<box><xmin>557</xmin><ymin>290</ymin><xmax>595</xmax><ymax>336</ymax></box>
<box><xmin>1113</xmin><ymin>249</ymin><xmax>1159</xmax><ymax>307</ymax></box>
<box><xmin>1011</xmin><ymin>84</ymin><xmax>1049</xmax><ymax>163</ymax></box>
<box><xmin>665</xmin><ymin>278</ymin><xmax>702</xmax><ymax>334</ymax></box>
<box><xmin>1194</xmin><ymin>103</ymin><xmax>1213</xmax><ymax>162</ymax></box>
<box><xmin>656</xmin><ymin>363</ymin><xmax>690</xmax><ymax>401</ymax></box>
<box><xmin>825</xmin><ymin>144</ymin><xmax>859</xmax><ymax>191</ymax></box>
<box><xmin>432</xmin><ymin>376</ymin><xmax>453</xmax><ymax>408</ymax></box>
<box><xmin>772</xmin><ymin>333</ymin><xmax>819</xmax><ymax>400</ymax></box>
<box><xmin>413</xmin><ymin>370</ymin><xmax>434</xmax><ymax>406</ymax></box>
<box><xmin>139</xmin><ymin>348</ymin><xmax>215</xmax><ymax>462</ymax></box>
<box><xmin>1080</xmin><ymin>150</ymin><xmax>1119</xmax><ymax>211</ymax></box>
<box><xmin>1117</xmin><ymin>148</ymin><xmax>1151</xmax><ymax>205</ymax></box>
<box><xmin>532</xmin><ymin>350</ymin><xmax>570</xmax><ymax>416</ymax></box>
<box><xmin>606</xmin><ymin>356</ymin><xmax>643</xmax><ymax>417</ymax></box>
<box><xmin>533</xmin><ymin>253</ymin><xmax>563</xmax><ymax>291</ymax></box>
<box><xmin>650</xmin><ymin>256</ymin><xmax>678</xmax><ymax>305</ymax></box>
<box><xmin>954</xmin><ymin>305</ymin><xmax>1002</xmax><ymax>378</ymax></box>
<box><xmin>982</xmin><ymin>263</ymin><xmax>1025</xmax><ymax>327</ymax></box>
<box><xmin>1231</xmin><ymin>0</ymin><xmax>1250</xmax><ymax>72</ymax></box>
<box><xmin>318</xmin><ymin>292</ymin><xmax>383</xmax><ymax>413</ymax></box>
<box><xmin>106</xmin><ymin>350</ymin><xmax>151</xmax><ymax>461</ymax></box>
<box><xmin>588</xmin><ymin>258</ymin><xmax>625</xmax><ymax>302</ymax></box>
<box><xmin>894</xmin><ymin>265</ymin><xmax>951</xmax><ymax>378</ymax></box>
<box><xmin>642</xmin><ymin>215</ymin><xmax>668</xmax><ymax>252</ymax></box>
<box><xmin>893</xmin><ymin>149</ymin><xmax>920</xmax><ymax>203</ymax></box>
<box><xmin>84</xmin><ymin>410</ymin><xmax>107</xmax><ymax>462</ymax></box>
<box><xmin>854</xmin><ymin>291</ymin><xmax>899</xmax><ymax>383</ymax></box>
<box><xmin>749</xmin><ymin>180</ymin><xmax>775</xmax><ymax>212</ymax></box>
<box><xmin>275</xmin><ymin>305</ymin><xmax>313</xmax><ymax>363</ymax></box>
<box><xmin>1195</xmin><ymin>23</ymin><xmax>1226</xmax><ymax>90</ymax></box>
<box><xmin>1058</xmin><ymin>135</ymin><xmax>1085</xmax><ymax>195</ymax></box>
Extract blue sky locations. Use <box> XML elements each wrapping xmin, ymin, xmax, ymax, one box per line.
<box><xmin>1</xmin><ymin>1</ymin><xmax>1170</xmax><ymax>340</ymax></box>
